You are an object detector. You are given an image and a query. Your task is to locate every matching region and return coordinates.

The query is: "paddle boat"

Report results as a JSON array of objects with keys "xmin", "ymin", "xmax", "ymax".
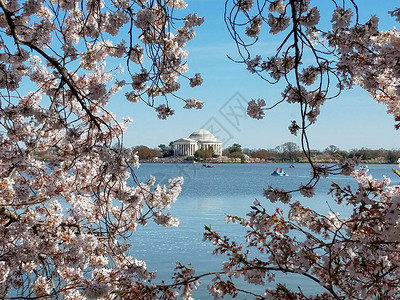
[{"xmin": 271, "ymin": 168, "xmax": 288, "ymax": 176}]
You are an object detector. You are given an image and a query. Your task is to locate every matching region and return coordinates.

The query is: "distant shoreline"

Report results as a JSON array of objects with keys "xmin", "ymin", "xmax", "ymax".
[{"xmin": 139, "ymin": 157, "xmax": 398, "ymax": 165}]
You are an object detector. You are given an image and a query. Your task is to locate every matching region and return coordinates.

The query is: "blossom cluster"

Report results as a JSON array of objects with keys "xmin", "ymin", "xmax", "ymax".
[
  {"xmin": 324, "ymin": 9, "xmax": 400, "ymax": 128},
  {"xmin": 247, "ymin": 98, "xmax": 266, "ymax": 119},
  {"xmin": 127, "ymin": 5, "xmax": 204, "ymax": 116},
  {"xmin": 184, "ymin": 98, "xmax": 204, "ymax": 109},
  {"xmin": 263, "ymin": 186, "xmax": 292, "ymax": 203}
]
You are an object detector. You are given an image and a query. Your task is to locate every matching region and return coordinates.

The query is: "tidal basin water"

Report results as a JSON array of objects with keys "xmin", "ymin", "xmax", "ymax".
[{"xmin": 132, "ymin": 163, "xmax": 398, "ymax": 298}]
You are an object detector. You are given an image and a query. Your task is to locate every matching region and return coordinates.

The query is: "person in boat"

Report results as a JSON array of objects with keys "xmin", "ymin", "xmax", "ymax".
[
  {"xmin": 272, "ymin": 168, "xmax": 280, "ymax": 175},
  {"xmin": 272, "ymin": 168, "xmax": 287, "ymax": 176}
]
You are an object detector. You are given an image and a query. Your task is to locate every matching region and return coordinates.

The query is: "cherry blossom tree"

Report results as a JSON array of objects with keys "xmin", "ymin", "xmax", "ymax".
[
  {"xmin": 1, "ymin": 0, "xmax": 400, "ymax": 299},
  {"xmin": 200, "ymin": 1, "xmax": 400, "ymax": 299},
  {"xmin": 0, "ymin": 0, "xmax": 205, "ymax": 298}
]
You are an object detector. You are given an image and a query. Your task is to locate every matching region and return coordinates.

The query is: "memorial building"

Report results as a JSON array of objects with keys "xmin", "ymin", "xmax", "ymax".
[{"xmin": 173, "ymin": 129, "xmax": 222, "ymax": 157}]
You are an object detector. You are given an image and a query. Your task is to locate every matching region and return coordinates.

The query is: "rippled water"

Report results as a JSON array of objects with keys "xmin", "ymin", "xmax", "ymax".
[{"xmin": 131, "ymin": 163, "xmax": 398, "ymax": 298}]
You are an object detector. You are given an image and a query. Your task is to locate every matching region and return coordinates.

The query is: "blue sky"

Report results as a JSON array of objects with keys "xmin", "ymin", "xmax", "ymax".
[{"xmin": 110, "ymin": 0, "xmax": 400, "ymax": 151}]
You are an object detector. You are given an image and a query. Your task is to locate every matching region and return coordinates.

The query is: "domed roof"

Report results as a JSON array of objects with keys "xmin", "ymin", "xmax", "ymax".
[{"xmin": 188, "ymin": 129, "xmax": 221, "ymax": 143}]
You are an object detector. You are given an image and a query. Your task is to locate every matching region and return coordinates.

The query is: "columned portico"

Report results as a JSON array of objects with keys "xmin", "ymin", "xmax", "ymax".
[
  {"xmin": 174, "ymin": 139, "xmax": 198, "ymax": 156},
  {"xmin": 173, "ymin": 129, "xmax": 223, "ymax": 157}
]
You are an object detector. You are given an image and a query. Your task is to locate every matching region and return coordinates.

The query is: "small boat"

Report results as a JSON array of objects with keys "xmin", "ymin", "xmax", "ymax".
[
  {"xmin": 203, "ymin": 164, "xmax": 214, "ymax": 168},
  {"xmin": 271, "ymin": 168, "xmax": 288, "ymax": 176}
]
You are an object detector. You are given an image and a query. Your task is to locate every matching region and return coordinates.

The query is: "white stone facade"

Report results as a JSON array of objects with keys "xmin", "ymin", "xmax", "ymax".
[{"xmin": 173, "ymin": 129, "xmax": 222, "ymax": 156}]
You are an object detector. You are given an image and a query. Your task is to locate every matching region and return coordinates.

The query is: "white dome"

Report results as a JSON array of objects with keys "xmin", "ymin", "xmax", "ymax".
[{"xmin": 188, "ymin": 129, "xmax": 220, "ymax": 143}]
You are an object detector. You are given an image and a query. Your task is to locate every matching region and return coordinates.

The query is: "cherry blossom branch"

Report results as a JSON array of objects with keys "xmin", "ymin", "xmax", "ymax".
[{"xmin": 0, "ymin": 0, "xmax": 103, "ymax": 130}]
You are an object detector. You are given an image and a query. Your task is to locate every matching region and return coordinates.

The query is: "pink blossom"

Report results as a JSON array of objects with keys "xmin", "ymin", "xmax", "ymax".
[
  {"xmin": 189, "ymin": 73, "xmax": 203, "ymax": 87},
  {"xmin": 237, "ymin": 0, "xmax": 253, "ymax": 12},
  {"xmin": 246, "ymin": 17, "xmax": 262, "ymax": 37},
  {"xmin": 156, "ymin": 104, "xmax": 175, "ymax": 120},
  {"xmin": 331, "ymin": 7, "xmax": 353, "ymax": 30},
  {"xmin": 184, "ymin": 98, "xmax": 203, "ymax": 109},
  {"xmin": 82, "ymin": 280, "xmax": 110, "ymax": 299},
  {"xmin": 33, "ymin": 276, "xmax": 53, "ymax": 297},
  {"xmin": 267, "ymin": 13, "xmax": 290, "ymax": 34},
  {"xmin": 247, "ymin": 98, "xmax": 265, "ymax": 119},
  {"xmin": 299, "ymin": 184, "xmax": 315, "ymax": 198}
]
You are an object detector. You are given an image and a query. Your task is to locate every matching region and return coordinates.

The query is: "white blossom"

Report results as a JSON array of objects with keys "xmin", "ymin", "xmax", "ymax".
[{"xmin": 165, "ymin": 0, "xmax": 188, "ymax": 9}]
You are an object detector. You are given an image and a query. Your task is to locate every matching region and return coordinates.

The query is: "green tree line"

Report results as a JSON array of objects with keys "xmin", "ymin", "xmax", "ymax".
[{"xmin": 129, "ymin": 142, "xmax": 400, "ymax": 164}]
